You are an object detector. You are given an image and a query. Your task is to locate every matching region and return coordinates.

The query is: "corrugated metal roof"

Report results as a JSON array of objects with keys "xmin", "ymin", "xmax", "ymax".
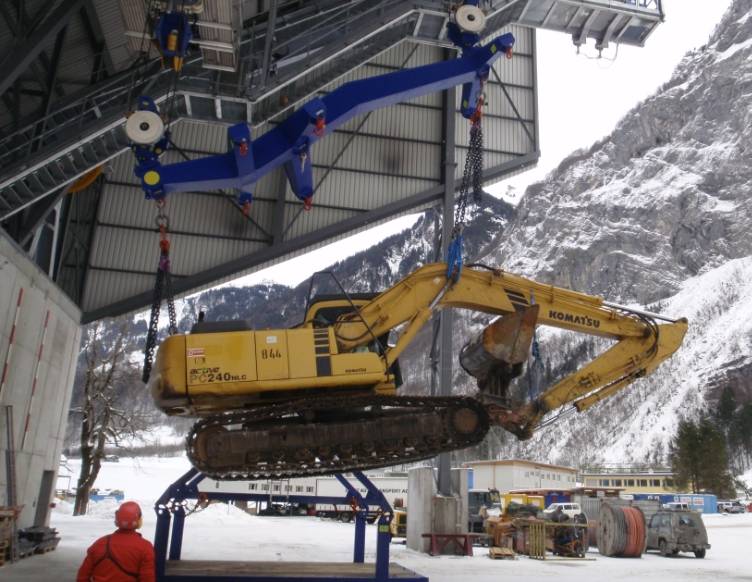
[{"xmin": 50, "ymin": 20, "xmax": 538, "ymax": 320}]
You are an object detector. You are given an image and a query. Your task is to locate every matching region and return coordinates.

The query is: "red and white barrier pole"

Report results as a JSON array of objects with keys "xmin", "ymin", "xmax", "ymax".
[
  {"xmin": 0, "ymin": 287, "xmax": 24, "ymax": 402},
  {"xmin": 21, "ymin": 309, "xmax": 51, "ymax": 450}
]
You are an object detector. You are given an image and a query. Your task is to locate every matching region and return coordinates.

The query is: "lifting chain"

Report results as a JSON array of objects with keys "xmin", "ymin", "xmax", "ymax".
[
  {"xmin": 447, "ymin": 90, "xmax": 485, "ymax": 280},
  {"xmin": 142, "ymin": 200, "xmax": 178, "ymax": 383}
]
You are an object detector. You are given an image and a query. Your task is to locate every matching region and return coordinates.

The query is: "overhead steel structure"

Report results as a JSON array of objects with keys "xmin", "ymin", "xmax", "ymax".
[{"xmin": 0, "ymin": 0, "xmax": 664, "ymax": 323}]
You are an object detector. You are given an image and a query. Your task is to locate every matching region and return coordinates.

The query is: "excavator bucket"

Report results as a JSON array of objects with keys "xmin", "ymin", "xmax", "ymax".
[{"xmin": 459, "ymin": 305, "xmax": 539, "ymax": 404}]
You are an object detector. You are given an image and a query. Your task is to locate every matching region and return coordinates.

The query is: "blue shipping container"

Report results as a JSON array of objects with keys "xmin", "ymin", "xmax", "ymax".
[{"xmin": 630, "ymin": 493, "xmax": 717, "ymax": 514}]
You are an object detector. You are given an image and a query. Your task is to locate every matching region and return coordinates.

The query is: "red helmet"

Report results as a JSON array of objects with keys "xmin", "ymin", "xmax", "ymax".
[{"xmin": 115, "ymin": 501, "xmax": 142, "ymax": 530}]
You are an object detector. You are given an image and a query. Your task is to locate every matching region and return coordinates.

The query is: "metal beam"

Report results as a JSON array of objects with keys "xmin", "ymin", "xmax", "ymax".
[
  {"xmin": 0, "ymin": 0, "xmax": 84, "ymax": 98},
  {"xmin": 31, "ymin": 25, "xmax": 68, "ymax": 153},
  {"xmin": 259, "ymin": 0, "xmax": 279, "ymax": 90},
  {"xmin": 436, "ymin": 49, "xmax": 457, "ymax": 498},
  {"xmin": 16, "ymin": 187, "xmax": 69, "ymax": 248},
  {"xmin": 80, "ymin": 148, "xmax": 540, "ymax": 323},
  {"xmin": 80, "ymin": 0, "xmax": 115, "ymax": 80},
  {"xmin": 576, "ymin": 9, "xmax": 600, "ymax": 47},
  {"xmin": 0, "ymin": 0, "xmax": 64, "ymax": 101}
]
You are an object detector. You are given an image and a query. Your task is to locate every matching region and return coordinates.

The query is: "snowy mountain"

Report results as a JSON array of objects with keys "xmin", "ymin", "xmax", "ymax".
[
  {"xmin": 481, "ymin": 0, "xmax": 752, "ymax": 465},
  {"xmin": 502, "ymin": 1, "xmax": 752, "ymax": 306},
  {"xmin": 69, "ymin": 0, "xmax": 752, "ymax": 470}
]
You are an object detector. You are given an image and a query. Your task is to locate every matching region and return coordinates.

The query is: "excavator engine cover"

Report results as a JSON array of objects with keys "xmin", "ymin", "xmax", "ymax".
[{"xmin": 459, "ymin": 305, "xmax": 539, "ymax": 404}]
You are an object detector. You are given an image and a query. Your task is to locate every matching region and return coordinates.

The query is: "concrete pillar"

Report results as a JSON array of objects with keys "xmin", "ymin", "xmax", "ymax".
[
  {"xmin": 452, "ymin": 468, "xmax": 469, "ymax": 533},
  {"xmin": 407, "ymin": 467, "xmax": 471, "ymax": 555},
  {"xmin": 407, "ymin": 467, "xmax": 434, "ymax": 553}
]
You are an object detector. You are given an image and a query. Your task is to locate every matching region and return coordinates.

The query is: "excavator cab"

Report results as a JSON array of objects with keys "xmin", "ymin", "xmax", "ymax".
[{"xmin": 303, "ymin": 294, "xmax": 403, "ymax": 389}]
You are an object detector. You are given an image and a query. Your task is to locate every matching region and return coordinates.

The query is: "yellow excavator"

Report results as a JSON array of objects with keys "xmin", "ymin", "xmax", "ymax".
[{"xmin": 148, "ymin": 262, "xmax": 687, "ymax": 480}]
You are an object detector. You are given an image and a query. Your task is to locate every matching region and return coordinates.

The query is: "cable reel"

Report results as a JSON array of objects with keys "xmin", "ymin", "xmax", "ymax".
[
  {"xmin": 126, "ymin": 110, "xmax": 166, "ymax": 145},
  {"xmin": 454, "ymin": 5, "xmax": 486, "ymax": 34}
]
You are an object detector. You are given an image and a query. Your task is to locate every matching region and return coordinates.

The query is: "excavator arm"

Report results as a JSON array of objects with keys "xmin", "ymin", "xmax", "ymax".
[{"xmin": 333, "ymin": 263, "xmax": 687, "ymax": 439}]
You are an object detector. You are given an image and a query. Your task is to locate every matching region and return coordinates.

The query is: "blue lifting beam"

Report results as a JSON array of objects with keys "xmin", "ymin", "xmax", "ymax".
[
  {"xmin": 131, "ymin": 33, "xmax": 514, "ymax": 209},
  {"xmin": 152, "ymin": 468, "xmax": 427, "ymax": 582}
]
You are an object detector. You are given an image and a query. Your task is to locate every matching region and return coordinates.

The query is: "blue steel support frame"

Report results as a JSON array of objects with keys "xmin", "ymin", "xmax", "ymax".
[
  {"xmin": 153, "ymin": 468, "xmax": 425, "ymax": 582},
  {"xmin": 333, "ymin": 473, "xmax": 368, "ymax": 563},
  {"xmin": 133, "ymin": 33, "xmax": 515, "ymax": 206}
]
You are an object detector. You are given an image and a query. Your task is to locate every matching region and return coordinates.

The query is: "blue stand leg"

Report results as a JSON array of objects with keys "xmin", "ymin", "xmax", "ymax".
[
  {"xmin": 153, "ymin": 509, "xmax": 171, "ymax": 581},
  {"xmin": 168, "ymin": 507, "xmax": 185, "ymax": 560},
  {"xmin": 354, "ymin": 511, "xmax": 366, "ymax": 563},
  {"xmin": 375, "ymin": 515, "xmax": 391, "ymax": 581}
]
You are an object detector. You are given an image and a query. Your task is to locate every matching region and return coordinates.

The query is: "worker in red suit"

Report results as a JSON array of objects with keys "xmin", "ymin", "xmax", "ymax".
[{"xmin": 77, "ymin": 501, "xmax": 155, "ymax": 582}]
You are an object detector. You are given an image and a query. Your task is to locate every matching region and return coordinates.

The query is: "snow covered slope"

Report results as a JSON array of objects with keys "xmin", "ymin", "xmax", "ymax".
[
  {"xmin": 482, "ymin": 0, "xmax": 752, "ymax": 465},
  {"xmin": 500, "ymin": 257, "xmax": 752, "ymax": 466},
  {"xmin": 499, "ymin": 0, "xmax": 752, "ymax": 305}
]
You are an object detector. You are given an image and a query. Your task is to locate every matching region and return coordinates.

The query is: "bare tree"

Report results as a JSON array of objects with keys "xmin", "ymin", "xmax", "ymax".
[{"xmin": 72, "ymin": 322, "xmax": 150, "ymax": 516}]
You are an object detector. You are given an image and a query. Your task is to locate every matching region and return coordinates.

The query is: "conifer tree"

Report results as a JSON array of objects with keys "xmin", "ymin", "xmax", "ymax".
[
  {"xmin": 670, "ymin": 417, "xmax": 736, "ymax": 497},
  {"xmin": 670, "ymin": 419, "xmax": 702, "ymax": 493}
]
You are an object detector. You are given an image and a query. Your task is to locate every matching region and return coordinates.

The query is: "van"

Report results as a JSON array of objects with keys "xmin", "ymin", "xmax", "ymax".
[
  {"xmin": 543, "ymin": 502, "xmax": 582, "ymax": 519},
  {"xmin": 663, "ymin": 502, "xmax": 689, "ymax": 510}
]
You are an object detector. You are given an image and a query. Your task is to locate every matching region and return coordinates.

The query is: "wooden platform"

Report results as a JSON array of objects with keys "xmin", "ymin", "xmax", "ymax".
[{"xmin": 164, "ymin": 561, "xmax": 427, "ymax": 581}]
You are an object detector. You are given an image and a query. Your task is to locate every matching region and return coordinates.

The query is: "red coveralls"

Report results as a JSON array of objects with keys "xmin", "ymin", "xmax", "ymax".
[{"xmin": 77, "ymin": 529, "xmax": 156, "ymax": 582}]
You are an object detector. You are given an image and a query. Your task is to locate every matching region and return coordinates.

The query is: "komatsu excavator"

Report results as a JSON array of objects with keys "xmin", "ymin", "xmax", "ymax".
[{"xmin": 148, "ymin": 263, "xmax": 687, "ymax": 480}]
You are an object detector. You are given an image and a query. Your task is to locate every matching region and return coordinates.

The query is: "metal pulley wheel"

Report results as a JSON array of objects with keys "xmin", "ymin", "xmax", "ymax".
[
  {"xmin": 454, "ymin": 5, "xmax": 486, "ymax": 33},
  {"xmin": 126, "ymin": 110, "xmax": 165, "ymax": 145}
]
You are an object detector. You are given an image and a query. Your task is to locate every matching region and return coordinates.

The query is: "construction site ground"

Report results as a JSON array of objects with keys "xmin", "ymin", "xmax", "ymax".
[{"xmin": 4, "ymin": 456, "xmax": 750, "ymax": 581}]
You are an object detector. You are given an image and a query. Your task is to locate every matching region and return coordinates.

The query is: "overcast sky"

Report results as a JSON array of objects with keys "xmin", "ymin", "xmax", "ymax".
[{"xmin": 229, "ymin": 0, "xmax": 735, "ymax": 289}]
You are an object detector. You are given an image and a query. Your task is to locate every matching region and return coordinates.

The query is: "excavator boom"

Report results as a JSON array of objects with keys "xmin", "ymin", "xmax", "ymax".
[{"xmin": 333, "ymin": 263, "xmax": 686, "ymax": 437}]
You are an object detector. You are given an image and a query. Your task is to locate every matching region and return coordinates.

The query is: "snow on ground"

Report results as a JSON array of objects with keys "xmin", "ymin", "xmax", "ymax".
[
  {"xmin": 4, "ymin": 456, "xmax": 752, "ymax": 581},
  {"xmin": 64, "ymin": 455, "xmax": 192, "ymax": 501}
]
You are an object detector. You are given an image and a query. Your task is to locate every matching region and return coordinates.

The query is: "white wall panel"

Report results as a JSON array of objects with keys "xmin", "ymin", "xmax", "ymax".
[{"xmin": 0, "ymin": 233, "xmax": 81, "ymax": 529}]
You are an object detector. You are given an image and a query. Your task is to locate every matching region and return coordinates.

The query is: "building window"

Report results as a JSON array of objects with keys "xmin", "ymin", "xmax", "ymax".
[
  {"xmin": 273, "ymin": 484, "xmax": 280, "ymax": 491},
  {"xmin": 306, "ymin": 486, "xmax": 314, "ymax": 493},
  {"xmin": 626, "ymin": 479, "xmax": 635, "ymax": 487},
  {"xmin": 262, "ymin": 484, "xmax": 269, "ymax": 491},
  {"xmin": 295, "ymin": 486, "xmax": 303, "ymax": 492},
  {"xmin": 639, "ymin": 479, "xmax": 648, "ymax": 487},
  {"xmin": 613, "ymin": 479, "xmax": 622, "ymax": 487},
  {"xmin": 249, "ymin": 483, "xmax": 257, "ymax": 491},
  {"xmin": 651, "ymin": 479, "xmax": 660, "ymax": 487}
]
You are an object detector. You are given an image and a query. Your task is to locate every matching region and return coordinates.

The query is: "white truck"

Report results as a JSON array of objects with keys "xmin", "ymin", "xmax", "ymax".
[{"xmin": 202, "ymin": 472, "xmax": 408, "ymax": 521}]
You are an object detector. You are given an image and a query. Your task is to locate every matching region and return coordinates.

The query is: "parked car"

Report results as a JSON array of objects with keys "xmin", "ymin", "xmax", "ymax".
[
  {"xmin": 663, "ymin": 502, "xmax": 690, "ymax": 510},
  {"xmin": 543, "ymin": 502, "xmax": 582, "ymax": 520},
  {"xmin": 718, "ymin": 500, "xmax": 744, "ymax": 513},
  {"xmin": 727, "ymin": 501, "xmax": 746, "ymax": 514},
  {"xmin": 646, "ymin": 510, "xmax": 710, "ymax": 558}
]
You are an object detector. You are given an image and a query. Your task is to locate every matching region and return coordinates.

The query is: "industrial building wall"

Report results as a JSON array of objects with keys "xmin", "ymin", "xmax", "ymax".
[
  {"xmin": 0, "ymin": 232, "xmax": 81, "ymax": 529},
  {"xmin": 467, "ymin": 462, "xmax": 578, "ymax": 492}
]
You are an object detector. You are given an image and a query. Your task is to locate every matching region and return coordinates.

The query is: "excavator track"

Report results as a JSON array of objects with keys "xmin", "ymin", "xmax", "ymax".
[{"xmin": 186, "ymin": 395, "xmax": 489, "ymax": 480}]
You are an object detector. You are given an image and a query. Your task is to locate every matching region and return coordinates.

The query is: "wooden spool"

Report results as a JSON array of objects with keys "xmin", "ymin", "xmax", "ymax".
[{"xmin": 597, "ymin": 504, "xmax": 646, "ymax": 557}]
